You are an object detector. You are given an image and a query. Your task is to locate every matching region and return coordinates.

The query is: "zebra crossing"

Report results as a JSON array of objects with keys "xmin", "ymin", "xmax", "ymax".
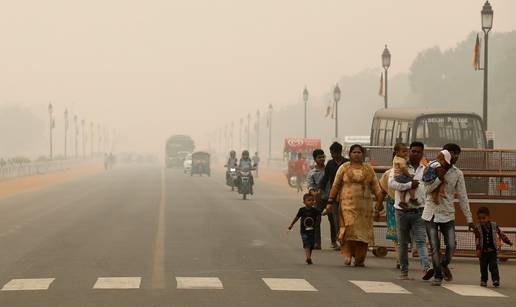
[{"xmin": 0, "ymin": 276, "xmax": 509, "ymax": 298}]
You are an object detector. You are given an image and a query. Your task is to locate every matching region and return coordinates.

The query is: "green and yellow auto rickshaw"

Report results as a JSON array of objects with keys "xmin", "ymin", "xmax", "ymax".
[{"xmin": 190, "ymin": 151, "xmax": 211, "ymax": 176}]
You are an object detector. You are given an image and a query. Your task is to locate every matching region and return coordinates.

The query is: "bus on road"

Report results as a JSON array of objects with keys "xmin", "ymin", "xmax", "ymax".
[{"xmin": 370, "ymin": 108, "xmax": 487, "ymax": 149}]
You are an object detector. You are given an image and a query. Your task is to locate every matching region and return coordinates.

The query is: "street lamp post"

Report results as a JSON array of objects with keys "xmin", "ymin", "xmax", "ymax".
[
  {"xmin": 48, "ymin": 103, "xmax": 54, "ymax": 160},
  {"xmin": 333, "ymin": 84, "xmax": 341, "ymax": 139},
  {"xmin": 303, "ymin": 87, "xmax": 309, "ymax": 138},
  {"xmin": 481, "ymin": 0, "xmax": 493, "ymax": 133},
  {"xmin": 267, "ymin": 104, "xmax": 273, "ymax": 164},
  {"xmin": 256, "ymin": 110, "xmax": 260, "ymax": 155},
  {"xmin": 382, "ymin": 45, "xmax": 391, "ymax": 109},
  {"xmin": 81, "ymin": 119, "xmax": 86, "ymax": 158},
  {"xmin": 90, "ymin": 122, "xmax": 94, "ymax": 156},
  {"xmin": 74, "ymin": 115, "xmax": 78, "ymax": 159},
  {"xmin": 64, "ymin": 109, "xmax": 69, "ymax": 159},
  {"xmin": 230, "ymin": 121, "xmax": 234, "ymax": 150},
  {"xmin": 247, "ymin": 113, "xmax": 251, "ymax": 150}
]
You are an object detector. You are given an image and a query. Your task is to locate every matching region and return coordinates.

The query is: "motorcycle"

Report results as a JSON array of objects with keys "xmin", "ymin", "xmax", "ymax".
[
  {"xmin": 238, "ymin": 170, "xmax": 252, "ymax": 200},
  {"xmin": 226, "ymin": 168, "xmax": 238, "ymax": 191}
]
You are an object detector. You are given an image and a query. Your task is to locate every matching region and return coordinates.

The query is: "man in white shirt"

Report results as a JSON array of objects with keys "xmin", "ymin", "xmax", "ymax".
[
  {"xmin": 423, "ymin": 143, "xmax": 474, "ymax": 286},
  {"xmin": 389, "ymin": 142, "xmax": 433, "ymax": 281}
]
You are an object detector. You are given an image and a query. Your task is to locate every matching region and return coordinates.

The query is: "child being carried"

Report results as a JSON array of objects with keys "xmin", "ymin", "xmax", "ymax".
[
  {"xmin": 392, "ymin": 143, "xmax": 419, "ymax": 209},
  {"xmin": 423, "ymin": 149, "xmax": 452, "ymax": 204}
]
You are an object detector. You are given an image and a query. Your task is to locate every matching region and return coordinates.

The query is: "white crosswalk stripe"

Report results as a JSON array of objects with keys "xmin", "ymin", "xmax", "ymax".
[
  {"xmin": 350, "ymin": 280, "xmax": 411, "ymax": 294},
  {"xmin": 93, "ymin": 277, "xmax": 141, "ymax": 289},
  {"xmin": 262, "ymin": 278, "xmax": 318, "ymax": 291},
  {"xmin": 176, "ymin": 277, "xmax": 224, "ymax": 290},
  {"xmin": 442, "ymin": 284, "xmax": 507, "ymax": 297},
  {"xmin": 1, "ymin": 278, "xmax": 55, "ymax": 291}
]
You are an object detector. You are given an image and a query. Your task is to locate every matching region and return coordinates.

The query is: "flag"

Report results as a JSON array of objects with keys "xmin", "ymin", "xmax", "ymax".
[
  {"xmin": 51, "ymin": 118, "xmax": 55, "ymax": 129},
  {"xmin": 325, "ymin": 100, "xmax": 331, "ymax": 118},
  {"xmin": 266, "ymin": 114, "xmax": 270, "ymax": 127},
  {"xmin": 473, "ymin": 33, "xmax": 481, "ymax": 70},
  {"xmin": 378, "ymin": 72, "xmax": 384, "ymax": 97},
  {"xmin": 330, "ymin": 101, "xmax": 335, "ymax": 119}
]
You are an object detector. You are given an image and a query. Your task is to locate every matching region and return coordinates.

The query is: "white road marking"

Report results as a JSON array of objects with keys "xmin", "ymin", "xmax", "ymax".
[
  {"xmin": 349, "ymin": 280, "xmax": 411, "ymax": 294},
  {"xmin": 443, "ymin": 284, "xmax": 507, "ymax": 297},
  {"xmin": 176, "ymin": 277, "xmax": 224, "ymax": 290},
  {"xmin": 93, "ymin": 277, "xmax": 141, "ymax": 289},
  {"xmin": 262, "ymin": 278, "xmax": 318, "ymax": 291},
  {"xmin": 1, "ymin": 278, "xmax": 55, "ymax": 291}
]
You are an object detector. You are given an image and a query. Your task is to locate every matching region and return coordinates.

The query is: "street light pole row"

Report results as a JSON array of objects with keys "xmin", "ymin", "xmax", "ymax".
[{"xmin": 47, "ymin": 102, "xmax": 112, "ymax": 161}]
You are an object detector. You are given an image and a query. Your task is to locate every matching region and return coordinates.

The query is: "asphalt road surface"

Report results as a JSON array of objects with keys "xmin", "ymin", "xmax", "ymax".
[{"xmin": 0, "ymin": 165, "xmax": 515, "ymax": 307}]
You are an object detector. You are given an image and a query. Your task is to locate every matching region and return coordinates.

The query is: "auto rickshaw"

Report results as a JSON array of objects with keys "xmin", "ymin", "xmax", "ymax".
[{"xmin": 191, "ymin": 151, "xmax": 211, "ymax": 176}]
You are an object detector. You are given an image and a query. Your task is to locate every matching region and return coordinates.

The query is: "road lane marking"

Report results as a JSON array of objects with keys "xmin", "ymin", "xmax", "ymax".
[
  {"xmin": 442, "ymin": 284, "xmax": 506, "ymax": 297},
  {"xmin": 349, "ymin": 280, "xmax": 411, "ymax": 294},
  {"xmin": 176, "ymin": 277, "xmax": 224, "ymax": 290},
  {"xmin": 262, "ymin": 278, "xmax": 317, "ymax": 291},
  {"xmin": 151, "ymin": 168, "xmax": 166, "ymax": 289},
  {"xmin": 93, "ymin": 277, "xmax": 141, "ymax": 289},
  {"xmin": 1, "ymin": 278, "xmax": 55, "ymax": 291}
]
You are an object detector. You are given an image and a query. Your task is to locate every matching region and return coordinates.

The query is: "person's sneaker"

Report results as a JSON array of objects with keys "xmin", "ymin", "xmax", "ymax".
[
  {"xmin": 493, "ymin": 280, "xmax": 500, "ymax": 287},
  {"xmin": 422, "ymin": 267, "xmax": 434, "ymax": 280},
  {"xmin": 442, "ymin": 266, "xmax": 453, "ymax": 282},
  {"xmin": 399, "ymin": 202, "xmax": 409, "ymax": 210},
  {"xmin": 480, "ymin": 281, "xmax": 487, "ymax": 287},
  {"xmin": 331, "ymin": 242, "xmax": 339, "ymax": 249},
  {"xmin": 431, "ymin": 278, "xmax": 442, "ymax": 286},
  {"xmin": 306, "ymin": 258, "xmax": 313, "ymax": 265},
  {"xmin": 398, "ymin": 272, "xmax": 410, "ymax": 280},
  {"xmin": 396, "ymin": 263, "xmax": 401, "ymax": 269}
]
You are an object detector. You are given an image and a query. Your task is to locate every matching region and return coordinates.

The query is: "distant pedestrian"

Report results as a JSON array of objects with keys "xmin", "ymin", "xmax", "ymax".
[
  {"xmin": 423, "ymin": 143, "xmax": 475, "ymax": 286},
  {"xmin": 306, "ymin": 149, "xmax": 337, "ymax": 249},
  {"xmin": 318, "ymin": 142, "xmax": 349, "ymax": 250},
  {"xmin": 288, "ymin": 193, "xmax": 328, "ymax": 264},
  {"xmin": 473, "ymin": 207, "xmax": 513, "ymax": 287}
]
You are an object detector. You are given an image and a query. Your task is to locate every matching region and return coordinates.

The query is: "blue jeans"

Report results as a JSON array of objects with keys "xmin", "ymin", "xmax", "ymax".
[
  {"xmin": 425, "ymin": 219, "xmax": 456, "ymax": 279},
  {"xmin": 395, "ymin": 208, "xmax": 430, "ymax": 273}
]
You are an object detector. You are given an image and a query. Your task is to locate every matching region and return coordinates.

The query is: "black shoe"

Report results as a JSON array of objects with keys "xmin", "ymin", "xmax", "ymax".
[
  {"xmin": 480, "ymin": 281, "xmax": 487, "ymax": 287},
  {"xmin": 313, "ymin": 245, "xmax": 321, "ymax": 250},
  {"xmin": 493, "ymin": 280, "xmax": 500, "ymax": 287},
  {"xmin": 422, "ymin": 267, "xmax": 434, "ymax": 281},
  {"xmin": 442, "ymin": 266, "xmax": 453, "ymax": 282},
  {"xmin": 431, "ymin": 278, "xmax": 442, "ymax": 286},
  {"xmin": 306, "ymin": 258, "xmax": 313, "ymax": 265}
]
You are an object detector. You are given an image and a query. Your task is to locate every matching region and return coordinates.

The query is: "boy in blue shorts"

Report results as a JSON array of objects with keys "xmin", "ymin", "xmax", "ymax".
[{"xmin": 288, "ymin": 193, "xmax": 327, "ymax": 264}]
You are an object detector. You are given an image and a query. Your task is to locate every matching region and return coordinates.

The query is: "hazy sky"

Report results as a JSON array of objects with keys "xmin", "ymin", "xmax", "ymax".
[{"xmin": 1, "ymin": 0, "xmax": 515, "ymax": 153}]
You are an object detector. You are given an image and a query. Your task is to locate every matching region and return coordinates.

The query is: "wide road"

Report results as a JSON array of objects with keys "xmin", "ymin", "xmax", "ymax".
[{"xmin": 0, "ymin": 165, "xmax": 514, "ymax": 307}]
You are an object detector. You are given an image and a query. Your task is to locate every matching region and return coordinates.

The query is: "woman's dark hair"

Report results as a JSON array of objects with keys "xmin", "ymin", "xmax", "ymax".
[
  {"xmin": 312, "ymin": 149, "xmax": 324, "ymax": 160},
  {"xmin": 329, "ymin": 142, "xmax": 343, "ymax": 153},
  {"xmin": 443, "ymin": 143, "xmax": 461, "ymax": 154},
  {"xmin": 349, "ymin": 144, "xmax": 365, "ymax": 155}
]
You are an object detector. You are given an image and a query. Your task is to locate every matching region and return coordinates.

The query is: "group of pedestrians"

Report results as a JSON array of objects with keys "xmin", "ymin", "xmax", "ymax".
[{"xmin": 288, "ymin": 141, "xmax": 512, "ymax": 288}]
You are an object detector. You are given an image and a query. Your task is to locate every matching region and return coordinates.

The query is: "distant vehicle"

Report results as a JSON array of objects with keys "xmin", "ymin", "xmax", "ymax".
[
  {"xmin": 370, "ymin": 108, "xmax": 487, "ymax": 148},
  {"xmin": 343, "ymin": 136, "xmax": 371, "ymax": 158},
  {"xmin": 183, "ymin": 153, "xmax": 192, "ymax": 174},
  {"xmin": 283, "ymin": 138, "xmax": 321, "ymax": 188},
  {"xmin": 190, "ymin": 151, "xmax": 210, "ymax": 176},
  {"xmin": 165, "ymin": 135, "xmax": 195, "ymax": 168}
]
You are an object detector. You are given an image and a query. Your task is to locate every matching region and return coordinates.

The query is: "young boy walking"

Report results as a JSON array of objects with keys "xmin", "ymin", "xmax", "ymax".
[
  {"xmin": 473, "ymin": 207, "xmax": 513, "ymax": 287},
  {"xmin": 288, "ymin": 193, "xmax": 327, "ymax": 264}
]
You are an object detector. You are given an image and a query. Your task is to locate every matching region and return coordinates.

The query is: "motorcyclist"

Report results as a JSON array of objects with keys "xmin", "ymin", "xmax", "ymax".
[
  {"xmin": 225, "ymin": 150, "xmax": 238, "ymax": 183},
  {"xmin": 237, "ymin": 150, "xmax": 255, "ymax": 194}
]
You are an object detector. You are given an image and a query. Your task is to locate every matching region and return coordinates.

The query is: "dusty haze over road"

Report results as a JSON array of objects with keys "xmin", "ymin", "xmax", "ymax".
[{"xmin": 1, "ymin": 0, "xmax": 515, "ymax": 154}]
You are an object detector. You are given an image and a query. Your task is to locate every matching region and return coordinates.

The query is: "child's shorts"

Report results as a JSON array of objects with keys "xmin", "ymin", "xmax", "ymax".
[
  {"xmin": 394, "ymin": 174, "xmax": 412, "ymax": 184},
  {"xmin": 301, "ymin": 231, "xmax": 315, "ymax": 249}
]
